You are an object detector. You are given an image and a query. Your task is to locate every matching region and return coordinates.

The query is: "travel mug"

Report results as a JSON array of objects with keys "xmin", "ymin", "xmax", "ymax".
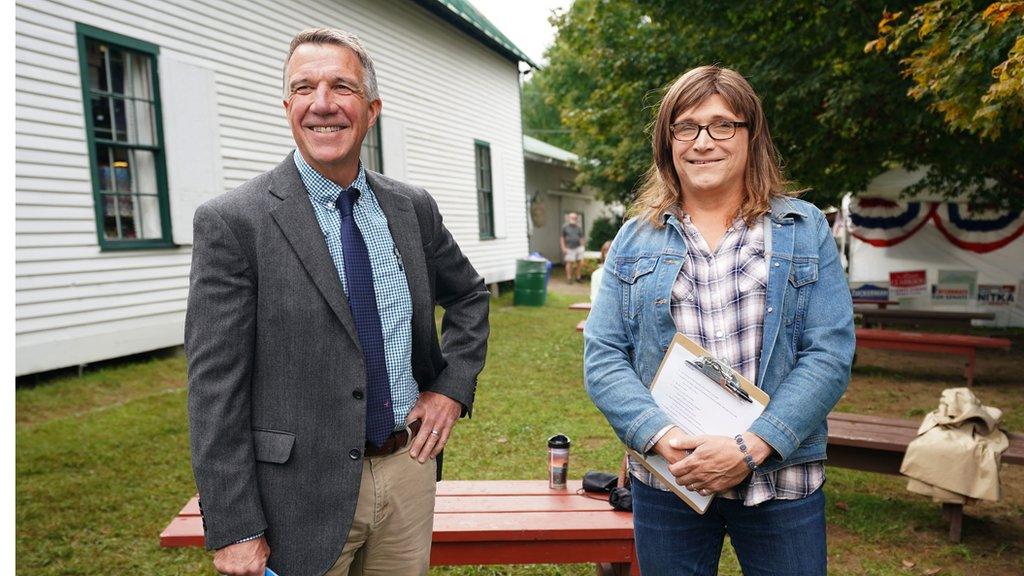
[{"xmin": 548, "ymin": 434, "xmax": 571, "ymax": 489}]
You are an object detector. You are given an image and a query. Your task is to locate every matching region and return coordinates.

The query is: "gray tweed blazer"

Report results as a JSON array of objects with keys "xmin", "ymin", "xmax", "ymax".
[{"xmin": 185, "ymin": 152, "xmax": 490, "ymax": 575}]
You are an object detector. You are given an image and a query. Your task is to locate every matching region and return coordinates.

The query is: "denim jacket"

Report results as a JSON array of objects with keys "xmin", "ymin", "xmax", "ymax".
[{"xmin": 583, "ymin": 197, "xmax": 855, "ymax": 473}]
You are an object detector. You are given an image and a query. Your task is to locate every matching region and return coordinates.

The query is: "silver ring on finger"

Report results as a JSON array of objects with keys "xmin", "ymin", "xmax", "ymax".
[{"xmin": 430, "ymin": 429, "xmax": 440, "ymax": 437}]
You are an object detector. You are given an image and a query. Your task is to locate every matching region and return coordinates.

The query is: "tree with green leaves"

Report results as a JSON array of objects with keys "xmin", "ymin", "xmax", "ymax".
[
  {"xmin": 522, "ymin": 72, "xmax": 573, "ymax": 150},
  {"xmin": 868, "ymin": 1, "xmax": 1024, "ymax": 140},
  {"xmin": 541, "ymin": 1, "xmax": 1023, "ymax": 209}
]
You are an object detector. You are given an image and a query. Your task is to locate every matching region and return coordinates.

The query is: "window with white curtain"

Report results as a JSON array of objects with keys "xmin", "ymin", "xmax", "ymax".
[{"xmin": 77, "ymin": 23, "xmax": 173, "ymax": 249}]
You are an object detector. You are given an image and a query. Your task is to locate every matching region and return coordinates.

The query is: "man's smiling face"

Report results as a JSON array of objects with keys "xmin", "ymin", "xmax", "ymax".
[{"xmin": 283, "ymin": 43, "xmax": 380, "ymax": 185}]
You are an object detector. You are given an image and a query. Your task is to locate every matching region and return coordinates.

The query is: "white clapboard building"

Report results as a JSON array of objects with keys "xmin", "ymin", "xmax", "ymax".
[
  {"xmin": 523, "ymin": 135, "xmax": 622, "ymax": 264},
  {"xmin": 16, "ymin": 0, "xmax": 536, "ymax": 375}
]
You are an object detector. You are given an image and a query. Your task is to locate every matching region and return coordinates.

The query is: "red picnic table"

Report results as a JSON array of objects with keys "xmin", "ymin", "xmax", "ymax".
[
  {"xmin": 161, "ymin": 480, "xmax": 639, "ymax": 575},
  {"xmin": 855, "ymin": 307, "xmax": 995, "ymax": 331},
  {"xmin": 855, "ymin": 328, "xmax": 1011, "ymax": 387}
]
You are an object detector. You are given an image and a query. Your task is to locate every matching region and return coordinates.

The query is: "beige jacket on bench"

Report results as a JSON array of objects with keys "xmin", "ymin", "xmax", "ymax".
[{"xmin": 900, "ymin": 387, "xmax": 1009, "ymax": 503}]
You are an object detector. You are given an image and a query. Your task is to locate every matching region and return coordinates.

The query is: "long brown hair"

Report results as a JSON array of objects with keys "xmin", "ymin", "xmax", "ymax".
[{"xmin": 630, "ymin": 65, "xmax": 794, "ymax": 227}]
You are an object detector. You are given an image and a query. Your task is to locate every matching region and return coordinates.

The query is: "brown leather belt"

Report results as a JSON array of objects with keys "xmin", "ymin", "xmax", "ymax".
[{"xmin": 364, "ymin": 420, "xmax": 421, "ymax": 457}]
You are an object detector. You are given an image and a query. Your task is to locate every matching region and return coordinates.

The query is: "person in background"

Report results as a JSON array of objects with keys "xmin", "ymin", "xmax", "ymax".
[
  {"xmin": 590, "ymin": 240, "xmax": 613, "ymax": 304},
  {"xmin": 583, "ymin": 65, "xmax": 854, "ymax": 575},
  {"xmin": 560, "ymin": 212, "xmax": 585, "ymax": 283}
]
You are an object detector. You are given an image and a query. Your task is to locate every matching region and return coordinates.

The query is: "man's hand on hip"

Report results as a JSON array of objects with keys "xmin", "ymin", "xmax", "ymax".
[
  {"xmin": 213, "ymin": 537, "xmax": 269, "ymax": 576},
  {"xmin": 406, "ymin": 391, "xmax": 462, "ymax": 463}
]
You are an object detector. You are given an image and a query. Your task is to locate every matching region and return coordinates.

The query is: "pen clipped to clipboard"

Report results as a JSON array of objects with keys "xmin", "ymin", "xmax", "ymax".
[
  {"xmin": 686, "ymin": 356, "xmax": 753, "ymax": 403},
  {"xmin": 627, "ymin": 333, "xmax": 769, "ymax": 514}
]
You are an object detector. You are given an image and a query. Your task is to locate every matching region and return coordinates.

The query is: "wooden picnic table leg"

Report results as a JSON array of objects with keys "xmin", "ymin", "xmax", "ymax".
[
  {"xmin": 964, "ymin": 349, "xmax": 976, "ymax": 387},
  {"xmin": 598, "ymin": 559, "xmax": 640, "ymax": 575},
  {"xmin": 941, "ymin": 503, "xmax": 964, "ymax": 542},
  {"xmin": 598, "ymin": 562, "xmax": 627, "ymax": 576}
]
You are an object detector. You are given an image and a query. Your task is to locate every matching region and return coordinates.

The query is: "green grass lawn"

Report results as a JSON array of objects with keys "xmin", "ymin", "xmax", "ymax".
[{"xmin": 16, "ymin": 290, "xmax": 1024, "ymax": 575}]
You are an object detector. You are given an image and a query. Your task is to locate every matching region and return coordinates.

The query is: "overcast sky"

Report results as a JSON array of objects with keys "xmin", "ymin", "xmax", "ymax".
[{"xmin": 470, "ymin": 0, "xmax": 572, "ymax": 66}]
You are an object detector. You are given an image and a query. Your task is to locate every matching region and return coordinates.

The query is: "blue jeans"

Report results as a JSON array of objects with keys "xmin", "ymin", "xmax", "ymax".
[{"xmin": 631, "ymin": 479, "xmax": 826, "ymax": 575}]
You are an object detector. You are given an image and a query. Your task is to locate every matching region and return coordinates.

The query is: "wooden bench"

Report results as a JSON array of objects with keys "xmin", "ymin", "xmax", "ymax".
[
  {"xmin": 161, "ymin": 480, "xmax": 639, "ymax": 575},
  {"xmin": 852, "ymin": 299, "xmax": 898, "ymax": 309},
  {"xmin": 827, "ymin": 412, "xmax": 1024, "ymax": 542},
  {"xmin": 161, "ymin": 420, "xmax": 1022, "ymax": 557},
  {"xmin": 856, "ymin": 307, "xmax": 995, "ymax": 331},
  {"xmin": 855, "ymin": 328, "xmax": 1011, "ymax": 386}
]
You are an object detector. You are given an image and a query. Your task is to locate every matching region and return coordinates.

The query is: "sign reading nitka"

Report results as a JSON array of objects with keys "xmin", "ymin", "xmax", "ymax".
[
  {"xmin": 977, "ymin": 285, "xmax": 1016, "ymax": 306},
  {"xmin": 890, "ymin": 270, "xmax": 927, "ymax": 298}
]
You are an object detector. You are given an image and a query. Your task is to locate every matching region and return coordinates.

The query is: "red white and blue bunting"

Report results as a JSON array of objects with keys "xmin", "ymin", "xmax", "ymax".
[
  {"xmin": 847, "ymin": 197, "xmax": 936, "ymax": 247},
  {"xmin": 933, "ymin": 204, "xmax": 1024, "ymax": 253},
  {"xmin": 848, "ymin": 197, "xmax": 1024, "ymax": 253}
]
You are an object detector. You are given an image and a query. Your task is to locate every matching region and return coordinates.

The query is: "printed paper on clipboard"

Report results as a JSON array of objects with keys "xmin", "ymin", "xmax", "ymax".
[{"xmin": 627, "ymin": 332, "xmax": 769, "ymax": 514}]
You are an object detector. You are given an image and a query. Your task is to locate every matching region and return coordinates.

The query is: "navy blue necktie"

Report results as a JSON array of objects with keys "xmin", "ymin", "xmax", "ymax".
[{"xmin": 336, "ymin": 188, "xmax": 394, "ymax": 448}]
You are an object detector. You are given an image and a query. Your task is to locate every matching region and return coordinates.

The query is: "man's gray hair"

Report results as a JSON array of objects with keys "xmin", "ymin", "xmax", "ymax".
[{"xmin": 282, "ymin": 27, "xmax": 380, "ymax": 101}]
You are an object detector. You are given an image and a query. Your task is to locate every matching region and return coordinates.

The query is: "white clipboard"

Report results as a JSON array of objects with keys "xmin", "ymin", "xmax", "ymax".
[{"xmin": 628, "ymin": 332, "xmax": 769, "ymax": 514}]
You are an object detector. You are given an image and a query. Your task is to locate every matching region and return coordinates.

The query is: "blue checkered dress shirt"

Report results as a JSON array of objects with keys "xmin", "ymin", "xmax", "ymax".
[{"xmin": 294, "ymin": 152, "xmax": 417, "ymax": 431}]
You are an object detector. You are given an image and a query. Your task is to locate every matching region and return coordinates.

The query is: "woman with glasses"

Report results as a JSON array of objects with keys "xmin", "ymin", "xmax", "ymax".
[{"xmin": 583, "ymin": 65, "xmax": 854, "ymax": 575}]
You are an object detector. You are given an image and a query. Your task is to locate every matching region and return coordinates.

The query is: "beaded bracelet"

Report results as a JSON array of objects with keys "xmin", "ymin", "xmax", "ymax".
[{"xmin": 734, "ymin": 434, "xmax": 757, "ymax": 472}]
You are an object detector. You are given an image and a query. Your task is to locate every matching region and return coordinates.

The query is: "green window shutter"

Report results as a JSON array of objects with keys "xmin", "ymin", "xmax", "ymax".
[
  {"xmin": 360, "ymin": 119, "xmax": 383, "ymax": 174},
  {"xmin": 76, "ymin": 23, "xmax": 174, "ymax": 250},
  {"xmin": 474, "ymin": 140, "xmax": 494, "ymax": 240}
]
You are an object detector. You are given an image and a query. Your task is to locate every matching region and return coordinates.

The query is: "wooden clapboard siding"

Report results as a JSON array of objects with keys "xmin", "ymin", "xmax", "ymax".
[
  {"xmin": 17, "ymin": 266, "xmax": 194, "ymax": 291},
  {"xmin": 17, "ymin": 276, "xmax": 190, "ymax": 305},
  {"xmin": 16, "ymin": 0, "xmax": 528, "ymax": 375},
  {"xmin": 16, "ymin": 191, "xmax": 94, "ymax": 208},
  {"xmin": 16, "ymin": 233, "xmax": 99, "ymax": 249}
]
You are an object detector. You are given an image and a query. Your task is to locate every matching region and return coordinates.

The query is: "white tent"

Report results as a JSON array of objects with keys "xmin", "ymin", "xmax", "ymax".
[{"xmin": 840, "ymin": 169, "xmax": 1024, "ymax": 327}]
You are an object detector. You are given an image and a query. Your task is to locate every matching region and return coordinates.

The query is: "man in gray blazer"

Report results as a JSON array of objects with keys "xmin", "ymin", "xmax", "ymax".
[{"xmin": 185, "ymin": 28, "xmax": 489, "ymax": 576}]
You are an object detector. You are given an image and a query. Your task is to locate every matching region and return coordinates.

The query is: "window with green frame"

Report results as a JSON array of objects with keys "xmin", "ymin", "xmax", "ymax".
[
  {"xmin": 474, "ymin": 141, "xmax": 494, "ymax": 239},
  {"xmin": 76, "ymin": 23, "xmax": 173, "ymax": 249},
  {"xmin": 360, "ymin": 120, "xmax": 383, "ymax": 173}
]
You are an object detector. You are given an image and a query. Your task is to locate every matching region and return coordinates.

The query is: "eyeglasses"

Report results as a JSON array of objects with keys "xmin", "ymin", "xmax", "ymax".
[{"xmin": 670, "ymin": 120, "xmax": 749, "ymax": 142}]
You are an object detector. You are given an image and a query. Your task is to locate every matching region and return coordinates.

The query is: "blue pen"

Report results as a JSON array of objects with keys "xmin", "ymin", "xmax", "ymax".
[{"xmin": 265, "ymin": 568, "xmax": 279, "ymax": 576}]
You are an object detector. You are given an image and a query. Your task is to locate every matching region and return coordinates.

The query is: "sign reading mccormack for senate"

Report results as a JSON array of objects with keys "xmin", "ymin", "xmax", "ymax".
[
  {"xmin": 937, "ymin": 270, "xmax": 978, "ymax": 300},
  {"xmin": 932, "ymin": 284, "xmax": 970, "ymax": 302}
]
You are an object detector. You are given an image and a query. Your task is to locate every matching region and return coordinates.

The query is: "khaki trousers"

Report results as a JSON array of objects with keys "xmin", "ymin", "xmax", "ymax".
[{"xmin": 325, "ymin": 440, "xmax": 437, "ymax": 576}]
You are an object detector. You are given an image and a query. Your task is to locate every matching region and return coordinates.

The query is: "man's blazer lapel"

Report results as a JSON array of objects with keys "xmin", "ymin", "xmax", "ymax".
[
  {"xmin": 368, "ymin": 171, "xmax": 433, "ymax": 356},
  {"xmin": 267, "ymin": 153, "xmax": 360, "ymax": 348}
]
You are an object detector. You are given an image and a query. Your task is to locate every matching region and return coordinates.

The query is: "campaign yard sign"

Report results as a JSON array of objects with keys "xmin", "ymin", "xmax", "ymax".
[
  {"xmin": 890, "ymin": 270, "xmax": 927, "ymax": 298},
  {"xmin": 932, "ymin": 284, "xmax": 970, "ymax": 302},
  {"xmin": 937, "ymin": 270, "xmax": 978, "ymax": 300},
  {"xmin": 850, "ymin": 282, "xmax": 890, "ymax": 301},
  {"xmin": 977, "ymin": 285, "xmax": 1016, "ymax": 306}
]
